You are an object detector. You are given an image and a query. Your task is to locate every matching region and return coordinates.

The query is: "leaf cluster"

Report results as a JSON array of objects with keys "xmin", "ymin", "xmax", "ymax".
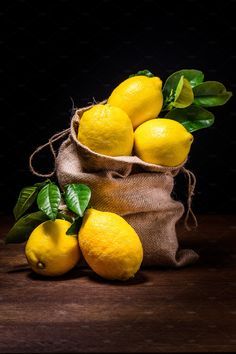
[
  {"xmin": 5, "ymin": 181, "xmax": 91, "ymax": 243},
  {"xmin": 131, "ymin": 69, "xmax": 232, "ymax": 132}
]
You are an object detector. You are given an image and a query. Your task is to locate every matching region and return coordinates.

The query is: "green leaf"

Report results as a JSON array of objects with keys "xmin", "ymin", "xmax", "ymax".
[
  {"xmin": 163, "ymin": 69, "xmax": 200, "ymax": 109},
  {"xmin": 37, "ymin": 183, "xmax": 61, "ymax": 220},
  {"xmin": 5, "ymin": 211, "xmax": 48, "ymax": 244},
  {"xmin": 13, "ymin": 186, "xmax": 38, "ymax": 221},
  {"xmin": 193, "ymin": 81, "xmax": 232, "ymax": 107},
  {"xmin": 177, "ymin": 69, "xmax": 204, "ymax": 87},
  {"xmin": 66, "ymin": 217, "xmax": 83, "ymax": 236},
  {"xmin": 57, "ymin": 212, "xmax": 74, "ymax": 223},
  {"xmin": 13, "ymin": 179, "xmax": 52, "ymax": 221},
  {"xmin": 34, "ymin": 179, "xmax": 51, "ymax": 189},
  {"xmin": 171, "ymin": 77, "xmax": 194, "ymax": 109},
  {"xmin": 174, "ymin": 76, "xmax": 184, "ymax": 100},
  {"xmin": 163, "ymin": 69, "xmax": 204, "ymax": 95},
  {"xmin": 165, "ymin": 105, "xmax": 215, "ymax": 132},
  {"xmin": 129, "ymin": 69, "xmax": 154, "ymax": 78},
  {"xmin": 64, "ymin": 184, "xmax": 91, "ymax": 217}
]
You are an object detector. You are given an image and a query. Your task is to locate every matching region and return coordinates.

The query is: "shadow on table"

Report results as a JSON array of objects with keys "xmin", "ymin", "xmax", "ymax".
[
  {"xmin": 87, "ymin": 270, "xmax": 149, "ymax": 286},
  {"xmin": 6, "ymin": 264, "xmax": 148, "ymax": 285},
  {"xmin": 6, "ymin": 263, "xmax": 85, "ymax": 279},
  {"xmin": 6, "ymin": 263, "xmax": 30, "ymax": 273}
]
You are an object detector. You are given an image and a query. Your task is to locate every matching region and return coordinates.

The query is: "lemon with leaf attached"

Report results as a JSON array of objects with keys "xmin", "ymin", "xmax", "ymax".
[{"xmin": 25, "ymin": 219, "xmax": 80, "ymax": 276}]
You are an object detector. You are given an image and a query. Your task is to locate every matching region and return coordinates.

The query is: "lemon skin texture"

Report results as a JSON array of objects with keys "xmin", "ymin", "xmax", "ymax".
[
  {"xmin": 134, "ymin": 118, "xmax": 193, "ymax": 167},
  {"xmin": 79, "ymin": 209, "xmax": 143, "ymax": 281},
  {"xmin": 25, "ymin": 219, "xmax": 80, "ymax": 276},
  {"xmin": 78, "ymin": 104, "xmax": 134, "ymax": 156},
  {"xmin": 108, "ymin": 75, "xmax": 163, "ymax": 129}
]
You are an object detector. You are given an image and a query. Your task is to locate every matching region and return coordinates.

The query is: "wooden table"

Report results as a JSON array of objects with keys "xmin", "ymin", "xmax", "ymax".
[{"xmin": 0, "ymin": 215, "xmax": 236, "ymax": 353}]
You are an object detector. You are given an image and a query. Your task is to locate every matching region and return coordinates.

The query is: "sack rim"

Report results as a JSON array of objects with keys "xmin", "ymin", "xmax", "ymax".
[{"xmin": 69, "ymin": 106, "xmax": 187, "ymax": 173}]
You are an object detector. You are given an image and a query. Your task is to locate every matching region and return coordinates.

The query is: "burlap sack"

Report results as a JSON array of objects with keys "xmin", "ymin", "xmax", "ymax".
[{"xmin": 53, "ymin": 106, "xmax": 199, "ymax": 267}]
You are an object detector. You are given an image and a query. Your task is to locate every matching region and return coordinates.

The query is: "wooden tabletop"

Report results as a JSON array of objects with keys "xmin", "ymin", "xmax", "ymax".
[{"xmin": 0, "ymin": 215, "xmax": 236, "ymax": 353}]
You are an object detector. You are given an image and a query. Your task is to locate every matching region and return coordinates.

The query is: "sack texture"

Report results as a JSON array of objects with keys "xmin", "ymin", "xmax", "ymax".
[{"xmin": 56, "ymin": 106, "xmax": 199, "ymax": 267}]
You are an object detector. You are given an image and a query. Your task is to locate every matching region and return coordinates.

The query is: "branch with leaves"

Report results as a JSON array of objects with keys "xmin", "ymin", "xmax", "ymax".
[
  {"xmin": 5, "ymin": 181, "xmax": 91, "ymax": 244},
  {"xmin": 131, "ymin": 69, "xmax": 232, "ymax": 132}
]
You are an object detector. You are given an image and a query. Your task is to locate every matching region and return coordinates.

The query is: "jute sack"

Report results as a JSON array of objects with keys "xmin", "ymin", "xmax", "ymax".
[
  {"xmin": 36, "ymin": 106, "xmax": 198, "ymax": 267},
  {"xmin": 30, "ymin": 104, "xmax": 199, "ymax": 267}
]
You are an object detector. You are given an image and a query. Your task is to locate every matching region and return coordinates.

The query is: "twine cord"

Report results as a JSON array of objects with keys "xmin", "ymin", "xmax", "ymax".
[
  {"xmin": 28, "ymin": 100, "xmax": 105, "ymax": 178},
  {"xmin": 29, "ymin": 128, "xmax": 70, "ymax": 178},
  {"xmin": 29, "ymin": 103, "xmax": 197, "ymax": 232},
  {"xmin": 181, "ymin": 166, "xmax": 198, "ymax": 231}
]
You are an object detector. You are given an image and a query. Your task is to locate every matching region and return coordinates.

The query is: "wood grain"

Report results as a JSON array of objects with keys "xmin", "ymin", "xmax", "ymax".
[{"xmin": 0, "ymin": 215, "xmax": 236, "ymax": 353}]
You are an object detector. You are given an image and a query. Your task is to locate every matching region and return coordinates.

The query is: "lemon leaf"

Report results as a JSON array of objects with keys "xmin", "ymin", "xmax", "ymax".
[
  {"xmin": 66, "ymin": 217, "xmax": 83, "ymax": 236},
  {"xmin": 166, "ymin": 76, "xmax": 194, "ymax": 110},
  {"xmin": 172, "ymin": 77, "xmax": 194, "ymax": 108},
  {"xmin": 57, "ymin": 212, "xmax": 74, "ymax": 223},
  {"xmin": 33, "ymin": 179, "xmax": 51, "ymax": 188},
  {"xmin": 174, "ymin": 75, "xmax": 184, "ymax": 101},
  {"xmin": 163, "ymin": 69, "xmax": 204, "ymax": 93},
  {"xmin": 129, "ymin": 69, "xmax": 154, "ymax": 78},
  {"xmin": 193, "ymin": 81, "xmax": 232, "ymax": 107},
  {"xmin": 163, "ymin": 69, "xmax": 204, "ymax": 109},
  {"xmin": 64, "ymin": 183, "xmax": 91, "ymax": 217},
  {"xmin": 5, "ymin": 211, "xmax": 48, "ymax": 244},
  {"xmin": 13, "ymin": 180, "xmax": 51, "ymax": 221},
  {"xmin": 13, "ymin": 186, "xmax": 38, "ymax": 221},
  {"xmin": 165, "ymin": 105, "xmax": 215, "ymax": 132},
  {"xmin": 37, "ymin": 183, "xmax": 61, "ymax": 220},
  {"xmin": 176, "ymin": 69, "xmax": 204, "ymax": 88}
]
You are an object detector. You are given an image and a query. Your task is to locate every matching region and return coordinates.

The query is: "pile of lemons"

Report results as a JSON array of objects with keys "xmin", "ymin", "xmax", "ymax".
[
  {"xmin": 25, "ymin": 209, "xmax": 143, "ymax": 281},
  {"xmin": 78, "ymin": 75, "xmax": 193, "ymax": 166},
  {"xmin": 24, "ymin": 74, "xmax": 193, "ymax": 282}
]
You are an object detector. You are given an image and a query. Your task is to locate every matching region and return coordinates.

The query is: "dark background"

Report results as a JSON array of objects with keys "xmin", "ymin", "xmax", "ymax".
[{"xmin": 1, "ymin": 0, "xmax": 236, "ymax": 216}]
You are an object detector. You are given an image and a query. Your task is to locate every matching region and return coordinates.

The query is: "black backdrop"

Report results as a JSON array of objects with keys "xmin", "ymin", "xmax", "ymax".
[{"xmin": 1, "ymin": 0, "xmax": 236, "ymax": 216}]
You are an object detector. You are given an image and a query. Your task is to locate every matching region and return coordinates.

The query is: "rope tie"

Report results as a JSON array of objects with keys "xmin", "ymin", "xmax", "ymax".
[
  {"xmin": 29, "ymin": 128, "xmax": 70, "ymax": 178},
  {"xmin": 181, "ymin": 166, "xmax": 198, "ymax": 231}
]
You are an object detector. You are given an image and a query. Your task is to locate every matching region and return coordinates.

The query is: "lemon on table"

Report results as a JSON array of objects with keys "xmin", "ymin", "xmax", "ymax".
[
  {"xmin": 108, "ymin": 75, "xmax": 163, "ymax": 128},
  {"xmin": 78, "ymin": 104, "xmax": 134, "ymax": 156},
  {"xmin": 78, "ymin": 209, "xmax": 143, "ymax": 280},
  {"xmin": 25, "ymin": 219, "xmax": 80, "ymax": 276},
  {"xmin": 134, "ymin": 118, "xmax": 193, "ymax": 167}
]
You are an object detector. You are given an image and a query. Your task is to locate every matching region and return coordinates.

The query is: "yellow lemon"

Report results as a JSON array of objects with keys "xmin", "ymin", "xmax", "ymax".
[
  {"xmin": 108, "ymin": 75, "xmax": 163, "ymax": 128},
  {"xmin": 25, "ymin": 219, "xmax": 80, "ymax": 276},
  {"xmin": 79, "ymin": 209, "xmax": 143, "ymax": 280},
  {"xmin": 134, "ymin": 119, "xmax": 193, "ymax": 167},
  {"xmin": 78, "ymin": 104, "xmax": 134, "ymax": 156}
]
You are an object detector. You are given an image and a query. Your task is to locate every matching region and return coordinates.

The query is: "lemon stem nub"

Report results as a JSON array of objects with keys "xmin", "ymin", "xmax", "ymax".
[{"xmin": 37, "ymin": 261, "xmax": 45, "ymax": 269}]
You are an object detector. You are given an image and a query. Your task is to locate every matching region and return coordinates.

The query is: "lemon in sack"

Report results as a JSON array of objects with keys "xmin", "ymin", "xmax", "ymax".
[
  {"xmin": 78, "ymin": 209, "xmax": 143, "ymax": 280},
  {"xmin": 108, "ymin": 75, "xmax": 163, "ymax": 128},
  {"xmin": 78, "ymin": 104, "xmax": 134, "ymax": 156},
  {"xmin": 134, "ymin": 118, "xmax": 193, "ymax": 166},
  {"xmin": 25, "ymin": 219, "xmax": 80, "ymax": 276}
]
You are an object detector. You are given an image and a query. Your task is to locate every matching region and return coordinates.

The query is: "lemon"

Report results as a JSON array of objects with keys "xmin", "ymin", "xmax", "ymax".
[
  {"xmin": 78, "ymin": 209, "xmax": 143, "ymax": 280},
  {"xmin": 25, "ymin": 219, "xmax": 80, "ymax": 276},
  {"xmin": 78, "ymin": 104, "xmax": 134, "ymax": 156},
  {"xmin": 108, "ymin": 75, "xmax": 163, "ymax": 128},
  {"xmin": 134, "ymin": 119, "xmax": 193, "ymax": 166}
]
